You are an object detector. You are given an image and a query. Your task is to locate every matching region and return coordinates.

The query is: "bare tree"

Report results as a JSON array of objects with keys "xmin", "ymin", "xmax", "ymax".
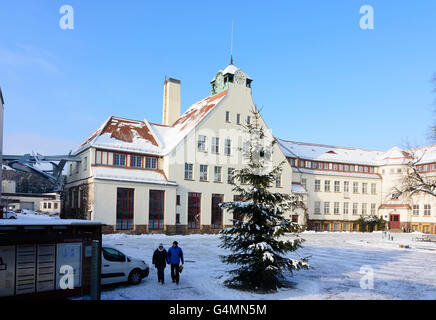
[
  {"xmin": 391, "ymin": 151, "xmax": 436, "ymax": 200},
  {"xmin": 393, "ymin": 74, "xmax": 436, "ymax": 200}
]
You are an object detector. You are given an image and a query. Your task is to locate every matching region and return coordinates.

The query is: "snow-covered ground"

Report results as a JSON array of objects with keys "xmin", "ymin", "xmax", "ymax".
[{"xmin": 101, "ymin": 231, "xmax": 436, "ymax": 300}]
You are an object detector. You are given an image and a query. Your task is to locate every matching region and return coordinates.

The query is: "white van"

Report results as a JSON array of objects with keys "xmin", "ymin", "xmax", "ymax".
[{"xmin": 101, "ymin": 245, "xmax": 149, "ymax": 285}]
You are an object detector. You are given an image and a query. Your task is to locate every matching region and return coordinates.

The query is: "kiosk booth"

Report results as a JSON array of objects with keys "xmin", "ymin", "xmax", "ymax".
[{"xmin": 0, "ymin": 218, "xmax": 103, "ymax": 299}]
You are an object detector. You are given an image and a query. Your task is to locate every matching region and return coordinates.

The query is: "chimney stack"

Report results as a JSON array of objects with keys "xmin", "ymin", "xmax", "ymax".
[{"xmin": 162, "ymin": 78, "xmax": 181, "ymax": 126}]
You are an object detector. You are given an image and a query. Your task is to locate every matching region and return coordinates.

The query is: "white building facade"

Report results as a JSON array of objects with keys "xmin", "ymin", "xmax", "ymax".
[
  {"xmin": 64, "ymin": 64, "xmax": 294, "ymax": 234},
  {"xmin": 277, "ymin": 140, "xmax": 436, "ymax": 234},
  {"xmin": 64, "ymin": 63, "xmax": 436, "ymax": 235}
]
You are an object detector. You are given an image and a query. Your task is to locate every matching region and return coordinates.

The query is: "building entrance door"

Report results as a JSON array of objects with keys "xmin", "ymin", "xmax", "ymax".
[{"xmin": 389, "ymin": 214, "xmax": 400, "ymax": 229}]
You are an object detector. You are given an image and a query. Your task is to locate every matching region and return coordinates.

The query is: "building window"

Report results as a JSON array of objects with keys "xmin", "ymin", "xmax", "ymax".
[
  {"xmin": 69, "ymin": 164, "xmax": 73, "ymax": 176},
  {"xmin": 200, "ymin": 165, "xmax": 208, "ymax": 181},
  {"xmin": 343, "ymin": 202, "xmax": 349, "ymax": 214},
  {"xmin": 114, "ymin": 153, "xmax": 126, "ymax": 167},
  {"xmin": 188, "ymin": 192, "xmax": 201, "ymax": 229},
  {"xmin": 240, "ymin": 174, "xmax": 247, "ymax": 184},
  {"xmin": 371, "ymin": 183, "xmax": 376, "ymax": 195},
  {"xmin": 344, "ymin": 181, "xmax": 349, "ymax": 193},
  {"xmin": 246, "ymin": 116, "xmax": 251, "ymax": 125},
  {"xmin": 413, "ymin": 204, "xmax": 419, "ymax": 216},
  {"xmin": 424, "ymin": 204, "xmax": 431, "ymax": 216},
  {"xmin": 228, "ymin": 168, "xmax": 235, "ymax": 184},
  {"xmin": 96, "ymin": 151, "xmax": 103, "ymax": 164},
  {"xmin": 211, "ymin": 137, "xmax": 219, "ymax": 154},
  {"xmin": 176, "ymin": 195, "xmax": 181, "ymax": 206},
  {"xmin": 116, "ymin": 188, "xmax": 134, "ymax": 230},
  {"xmin": 324, "ymin": 202, "xmax": 330, "ymax": 214},
  {"xmin": 353, "ymin": 182, "xmax": 359, "ymax": 193},
  {"xmin": 145, "ymin": 157, "xmax": 157, "ymax": 169},
  {"xmin": 54, "ymin": 203, "xmax": 58, "ymax": 209},
  {"xmin": 84, "ymin": 157, "xmax": 88, "ymax": 171},
  {"xmin": 276, "ymin": 173, "xmax": 282, "ymax": 187},
  {"xmin": 211, "ymin": 194, "xmax": 224, "ymax": 229},
  {"xmin": 362, "ymin": 203, "xmax": 367, "ymax": 215},
  {"xmin": 76, "ymin": 162, "xmax": 80, "ymax": 174},
  {"xmin": 236, "ymin": 113, "xmax": 241, "ymax": 124},
  {"xmin": 334, "ymin": 181, "xmax": 340, "ymax": 192},
  {"xmin": 185, "ymin": 163, "xmax": 193, "ymax": 180},
  {"xmin": 198, "ymin": 135, "xmax": 207, "ymax": 152},
  {"xmin": 314, "ymin": 201, "xmax": 321, "ymax": 214},
  {"xmin": 214, "ymin": 166, "xmax": 222, "ymax": 182},
  {"xmin": 225, "ymin": 111, "xmax": 230, "ymax": 122},
  {"xmin": 334, "ymin": 202, "xmax": 340, "ymax": 214},
  {"xmin": 176, "ymin": 214, "xmax": 180, "ymax": 224},
  {"xmin": 362, "ymin": 183, "xmax": 368, "ymax": 194},
  {"xmin": 344, "ymin": 164, "xmax": 349, "ymax": 171},
  {"xmin": 149, "ymin": 190, "xmax": 165, "ymax": 230},
  {"xmin": 315, "ymin": 180, "xmax": 321, "ymax": 192},
  {"xmin": 130, "ymin": 155, "xmax": 142, "ymax": 168},
  {"xmin": 301, "ymin": 178, "xmax": 307, "ymax": 190},
  {"xmin": 353, "ymin": 203, "xmax": 358, "ymax": 215},
  {"xmin": 371, "ymin": 203, "xmax": 376, "ymax": 215},
  {"xmin": 43, "ymin": 202, "xmax": 47, "ymax": 209},
  {"xmin": 324, "ymin": 180, "xmax": 330, "ymax": 192},
  {"xmin": 225, "ymin": 139, "xmax": 231, "ymax": 156}
]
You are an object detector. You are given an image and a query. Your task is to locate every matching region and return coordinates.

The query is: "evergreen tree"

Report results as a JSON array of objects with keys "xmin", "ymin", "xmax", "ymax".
[{"xmin": 219, "ymin": 107, "xmax": 309, "ymax": 292}]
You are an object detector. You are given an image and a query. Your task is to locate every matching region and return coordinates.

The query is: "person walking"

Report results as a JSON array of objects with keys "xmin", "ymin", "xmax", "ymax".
[
  {"xmin": 152, "ymin": 243, "xmax": 167, "ymax": 285},
  {"xmin": 167, "ymin": 241, "xmax": 184, "ymax": 285}
]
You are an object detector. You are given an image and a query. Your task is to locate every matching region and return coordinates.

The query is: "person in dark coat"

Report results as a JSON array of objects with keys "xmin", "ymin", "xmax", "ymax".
[
  {"xmin": 152, "ymin": 243, "xmax": 167, "ymax": 284},
  {"xmin": 167, "ymin": 241, "xmax": 184, "ymax": 285}
]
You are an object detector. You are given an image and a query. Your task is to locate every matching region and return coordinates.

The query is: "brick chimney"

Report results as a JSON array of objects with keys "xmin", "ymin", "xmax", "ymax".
[{"xmin": 162, "ymin": 78, "xmax": 181, "ymax": 126}]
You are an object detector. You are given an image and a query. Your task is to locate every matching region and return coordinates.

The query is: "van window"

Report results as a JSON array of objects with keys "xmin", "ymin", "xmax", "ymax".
[{"xmin": 102, "ymin": 247, "xmax": 126, "ymax": 262}]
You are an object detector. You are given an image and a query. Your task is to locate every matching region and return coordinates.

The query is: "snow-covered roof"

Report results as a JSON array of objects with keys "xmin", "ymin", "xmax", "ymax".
[
  {"xmin": 92, "ymin": 166, "xmax": 177, "ymax": 186},
  {"xmin": 76, "ymin": 89, "xmax": 228, "ymax": 158},
  {"xmin": 374, "ymin": 147, "xmax": 413, "ymax": 165},
  {"xmin": 211, "ymin": 64, "xmax": 252, "ymax": 81},
  {"xmin": 150, "ymin": 90, "xmax": 228, "ymax": 154},
  {"xmin": 76, "ymin": 116, "xmax": 161, "ymax": 156},
  {"xmin": 277, "ymin": 139, "xmax": 384, "ymax": 166},
  {"xmin": 408, "ymin": 145, "xmax": 436, "ymax": 164},
  {"xmin": 278, "ymin": 138, "xmax": 436, "ymax": 167},
  {"xmin": 291, "ymin": 183, "xmax": 307, "ymax": 194}
]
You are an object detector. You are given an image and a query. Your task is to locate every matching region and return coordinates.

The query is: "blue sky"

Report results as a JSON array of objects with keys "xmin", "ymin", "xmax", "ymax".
[{"xmin": 1, "ymin": 0, "xmax": 436, "ymax": 155}]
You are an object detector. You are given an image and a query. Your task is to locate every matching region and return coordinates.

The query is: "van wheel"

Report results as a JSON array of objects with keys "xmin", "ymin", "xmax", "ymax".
[{"xmin": 128, "ymin": 269, "xmax": 142, "ymax": 285}]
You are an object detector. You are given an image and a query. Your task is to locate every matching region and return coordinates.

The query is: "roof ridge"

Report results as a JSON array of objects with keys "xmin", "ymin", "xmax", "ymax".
[{"xmin": 277, "ymin": 138, "xmax": 383, "ymax": 152}]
